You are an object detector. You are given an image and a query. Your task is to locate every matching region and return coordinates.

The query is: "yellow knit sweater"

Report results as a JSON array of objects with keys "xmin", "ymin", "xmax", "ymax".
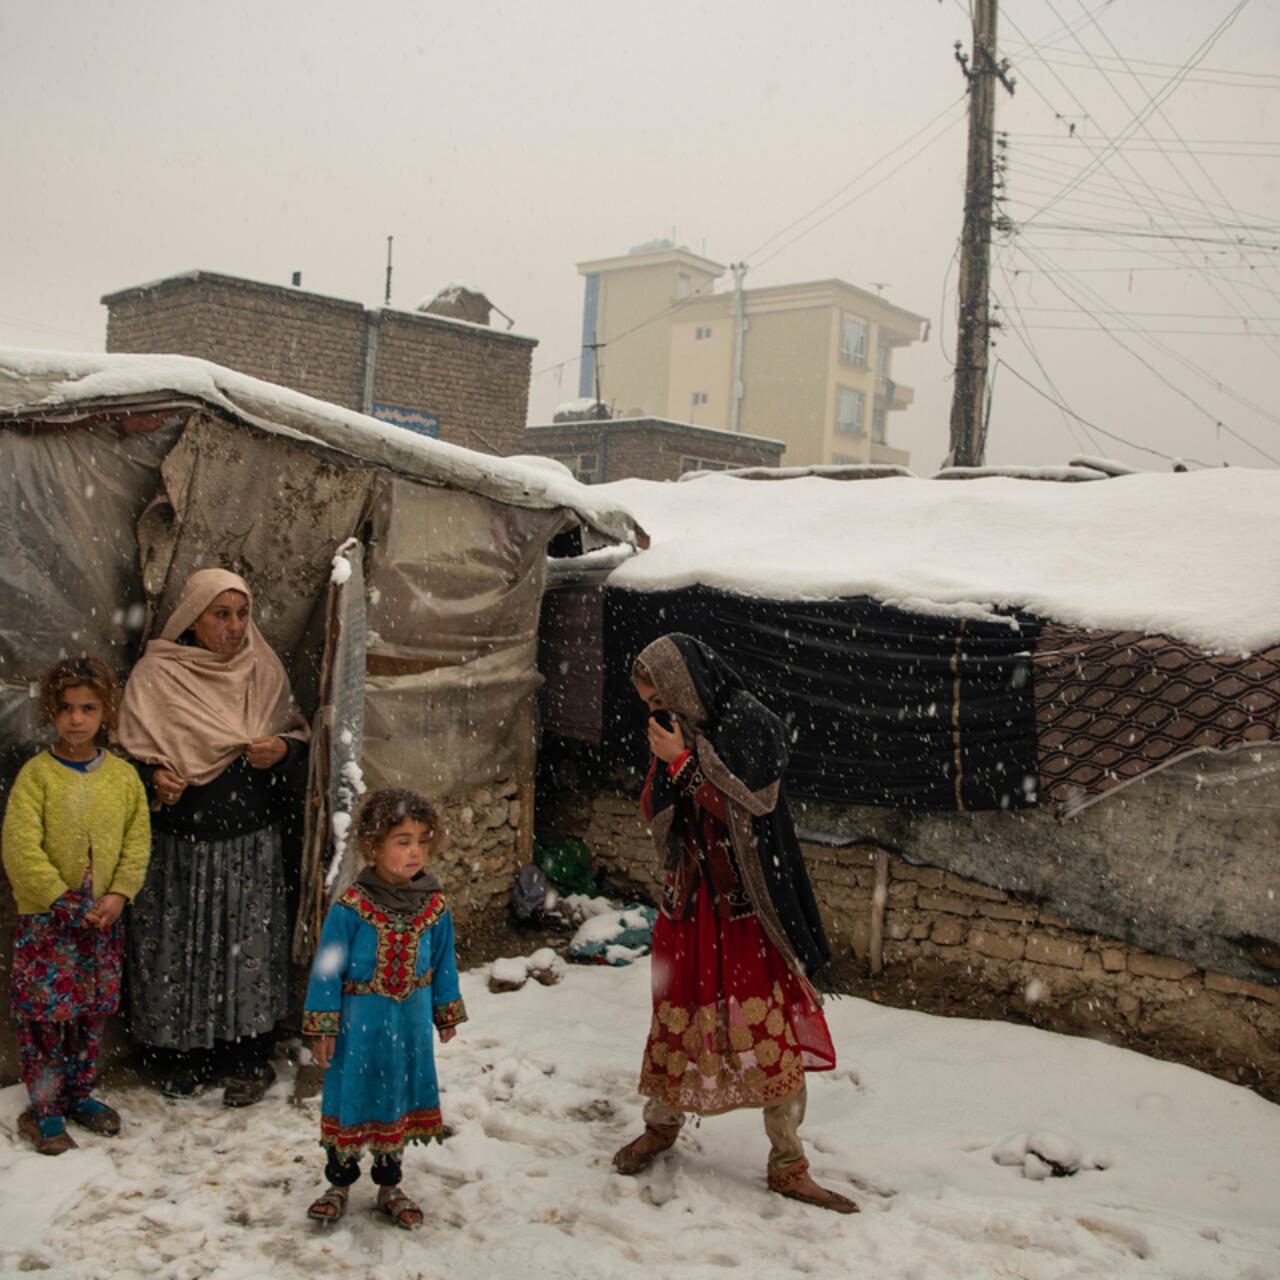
[{"xmin": 2, "ymin": 750, "xmax": 151, "ymax": 915}]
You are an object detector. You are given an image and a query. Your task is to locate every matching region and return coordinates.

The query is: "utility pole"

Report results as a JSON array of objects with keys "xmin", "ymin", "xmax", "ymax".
[
  {"xmin": 729, "ymin": 262, "xmax": 748, "ymax": 434},
  {"xmin": 948, "ymin": 0, "xmax": 1014, "ymax": 467},
  {"xmin": 584, "ymin": 332, "xmax": 607, "ymax": 418}
]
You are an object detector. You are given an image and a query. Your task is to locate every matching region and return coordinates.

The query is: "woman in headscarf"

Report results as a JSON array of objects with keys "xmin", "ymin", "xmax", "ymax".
[
  {"xmin": 116, "ymin": 568, "xmax": 308, "ymax": 1106},
  {"xmin": 612, "ymin": 633, "xmax": 857, "ymax": 1213}
]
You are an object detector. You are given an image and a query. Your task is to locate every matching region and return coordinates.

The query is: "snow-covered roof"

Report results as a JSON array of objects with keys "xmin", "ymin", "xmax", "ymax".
[
  {"xmin": 0, "ymin": 348, "xmax": 640, "ymax": 547},
  {"xmin": 583, "ymin": 468, "xmax": 1280, "ymax": 655}
]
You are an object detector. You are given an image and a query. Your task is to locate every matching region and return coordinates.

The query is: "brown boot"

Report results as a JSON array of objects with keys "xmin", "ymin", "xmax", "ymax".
[
  {"xmin": 768, "ymin": 1158, "xmax": 859, "ymax": 1214},
  {"xmin": 612, "ymin": 1122, "xmax": 681, "ymax": 1175},
  {"xmin": 18, "ymin": 1111, "xmax": 78, "ymax": 1157}
]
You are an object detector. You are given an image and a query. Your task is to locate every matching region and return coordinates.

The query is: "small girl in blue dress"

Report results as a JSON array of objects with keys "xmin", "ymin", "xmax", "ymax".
[{"xmin": 303, "ymin": 787, "xmax": 466, "ymax": 1227}]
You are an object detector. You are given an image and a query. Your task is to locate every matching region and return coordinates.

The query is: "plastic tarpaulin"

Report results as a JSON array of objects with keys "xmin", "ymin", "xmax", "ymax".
[
  {"xmin": 0, "ymin": 416, "xmax": 181, "ymax": 787},
  {"xmin": 359, "ymin": 479, "xmax": 562, "ymax": 796},
  {"xmin": 134, "ymin": 411, "xmax": 379, "ymax": 688},
  {"xmin": 540, "ymin": 583, "xmax": 1041, "ymax": 813}
]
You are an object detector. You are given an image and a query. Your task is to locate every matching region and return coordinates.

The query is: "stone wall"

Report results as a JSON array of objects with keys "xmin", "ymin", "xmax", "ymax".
[
  {"xmin": 560, "ymin": 773, "xmax": 1280, "ymax": 1103},
  {"xmin": 434, "ymin": 776, "xmax": 526, "ymax": 929}
]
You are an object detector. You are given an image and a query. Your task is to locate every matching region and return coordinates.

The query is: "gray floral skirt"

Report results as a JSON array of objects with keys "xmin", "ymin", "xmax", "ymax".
[{"xmin": 127, "ymin": 823, "xmax": 291, "ymax": 1050}]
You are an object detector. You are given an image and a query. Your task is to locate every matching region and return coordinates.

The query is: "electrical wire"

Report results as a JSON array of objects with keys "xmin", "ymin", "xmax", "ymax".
[
  {"xmin": 533, "ymin": 95, "xmax": 968, "ymax": 383},
  {"xmin": 1015, "ymin": 3, "xmax": 1250, "ymax": 226},
  {"xmin": 1061, "ymin": 0, "xmax": 1280, "ymax": 307},
  {"xmin": 990, "ymin": 256, "xmax": 1102, "ymax": 453},
  {"xmin": 742, "ymin": 93, "xmax": 968, "ymax": 264},
  {"xmin": 994, "ymin": 357, "xmax": 1216, "ymax": 466},
  {"xmin": 1010, "ymin": 237, "xmax": 1280, "ymax": 459}
]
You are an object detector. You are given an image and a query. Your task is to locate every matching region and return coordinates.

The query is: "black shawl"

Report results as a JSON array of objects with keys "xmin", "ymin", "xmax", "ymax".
[{"xmin": 636, "ymin": 633, "xmax": 831, "ymax": 987}]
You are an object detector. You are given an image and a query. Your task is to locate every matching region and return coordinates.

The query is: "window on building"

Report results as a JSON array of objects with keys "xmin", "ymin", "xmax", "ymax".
[
  {"xmin": 695, "ymin": 325, "xmax": 713, "ymax": 340},
  {"xmin": 875, "ymin": 343, "xmax": 890, "ymax": 378},
  {"xmin": 680, "ymin": 456, "xmax": 728, "ymax": 473},
  {"xmin": 841, "ymin": 316, "xmax": 868, "ymax": 365},
  {"xmin": 677, "ymin": 271, "xmax": 692, "ymax": 299},
  {"xmin": 553, "ymin": 453, "xmax": 599, "ymax": 484},
  {"xmin": 832, "ymin": 453, "xmax": 861, "ymax": 465},
  {"xmin": 836, "ymin": 386, "xmax": 866, "ymax": 435},
  {"xmin": 691, "ymin": 391, "xmax": 708, "ymax": 406},
  {"xmin": 872, "ymin": 408, "xmax": 887, "ymax": 443}
]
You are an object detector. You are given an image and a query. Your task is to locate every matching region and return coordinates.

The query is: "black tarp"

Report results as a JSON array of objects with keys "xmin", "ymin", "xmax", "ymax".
[{"xmin": 541, "ymin": 583, "xmax": 1041, "ymax": 812}]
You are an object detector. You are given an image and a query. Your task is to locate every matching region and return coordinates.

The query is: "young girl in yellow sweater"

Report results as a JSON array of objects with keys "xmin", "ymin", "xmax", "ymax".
[{"xmin": 2, "ymin": 656, "xmax": 151, "ymax": 1155}]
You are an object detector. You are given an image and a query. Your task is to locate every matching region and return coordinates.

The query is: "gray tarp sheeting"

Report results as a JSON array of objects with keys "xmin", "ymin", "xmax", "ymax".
[
  {"xmin": 0, "ymin": 419, "xmax": 181, "ymax": 779},
  {"xmin": 0, "ymin": 349, "xmax": 644, "ymax": 549},
  {"xmin": 0, "ymin": 367, "xmax": 633, "ymax": 886}
]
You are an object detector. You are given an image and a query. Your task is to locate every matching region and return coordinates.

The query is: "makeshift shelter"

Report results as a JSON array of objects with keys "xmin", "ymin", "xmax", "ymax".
[
  {"xmin": 538, "ymin": 465, "xmax": 1280, "ymax": 997},
  {"xmin": 0, "ymin": 347, "xmax": 641, "ymax": 1080}
]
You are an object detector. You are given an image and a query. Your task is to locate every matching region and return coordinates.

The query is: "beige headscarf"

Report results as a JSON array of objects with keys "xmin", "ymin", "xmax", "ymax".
[{"xmin": 116, "ymin": 568, "xmax": 309, "ymax": 785}]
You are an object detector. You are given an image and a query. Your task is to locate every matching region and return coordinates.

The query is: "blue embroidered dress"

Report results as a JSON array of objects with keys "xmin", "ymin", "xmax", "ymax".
[{"xmin": 302, "ymin": 883, "xmax": 467, "ymax": 1157}]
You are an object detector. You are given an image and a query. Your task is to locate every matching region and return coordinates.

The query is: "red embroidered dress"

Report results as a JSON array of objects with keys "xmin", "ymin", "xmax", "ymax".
[
  {"xmin": 302, "ymin": 885, "xmax": 466, "ymax": 1157},
  {"xmin": 638, "ymin": 753, "xmax": 835, "ymax": 1116}
]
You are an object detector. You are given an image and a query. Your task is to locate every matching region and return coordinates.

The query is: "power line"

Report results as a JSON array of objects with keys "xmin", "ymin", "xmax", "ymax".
[
  {"xmin": 742, "ymin": 93, "xmax": 967, "ymax": 264},
  {"xmin": 990, "ymin": 256, "xmax": 1102, "ymax": 454},
  {"xmin": 1000, "ymin": 43, "xmax": 1280, "ymax": 88},
  {"xmin": 1010, "ymin": 236, "xmax": 1280, "ymax": 453},
  {"xmin": 1020, "ymin": 324, "xmax": 1280, "ymax": 335},
  {"xmin": 1022, "ymin": 225, "xmax": 1280, "ymax": 250},
  {"xmin": 750, "ymin": 104, "xmax": 968, "ymax": 273},
  {"xmin": 534, "ymin": 96, "xmax": 968, "ymax": 383},
  {"xmin": 995, "ymin": 356, "xmax": 1218, "ymax": 465},
  {"xmin": 1014, "ymin": 3, "xmax": 1250, "ymax": 227},
  {"xmin": 1006, "ymin": 149, "xmax": 1280, "ymax": 232},
  {"xmin": 1065, "ymin": 0, "xmax": 1280, "ymax": 319},
  {"xmin": 1002, "ymin": 0, "xmax": 1280, "ymax": 371}
]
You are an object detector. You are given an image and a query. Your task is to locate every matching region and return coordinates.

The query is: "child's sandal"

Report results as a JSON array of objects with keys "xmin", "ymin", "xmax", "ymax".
[
  {"xmin": 306, "ymin": 1185, "xmax": 348, "ymax": 1224},
  {"xmin": 375, "ymin": 1185, "xmax": 423, "ymax": 1230}
]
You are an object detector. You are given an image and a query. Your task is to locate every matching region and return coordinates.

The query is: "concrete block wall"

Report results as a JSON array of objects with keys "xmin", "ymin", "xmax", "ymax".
[
  {"xmin": 524, "ymin": 418, "xmax": 785, "ymax": 482},
  {"xmin": 375, "ymin": 311, "xmax": 532, "ymax": 456},
  {"xmin": 569, "ymin": 780, "xmax": 1280, "ymax": 1102},
  {"xmin": 102, "ymin": 272, "xmax": 535, "ymax": 457},
  {"xmin": 105, "ymin": 275, "xmax": 368, "ymax": 409}
]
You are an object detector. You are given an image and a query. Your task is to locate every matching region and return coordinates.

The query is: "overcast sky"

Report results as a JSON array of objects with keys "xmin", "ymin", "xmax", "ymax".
[{"xmin": 3, "ymin": 1, "xmax": 1277, "ymax": 472}]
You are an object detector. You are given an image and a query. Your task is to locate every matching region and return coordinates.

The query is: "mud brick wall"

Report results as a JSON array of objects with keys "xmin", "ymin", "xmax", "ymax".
[{"xmin": 566, "ymin": 781, "xmax": 1280, "ymax": 1103}]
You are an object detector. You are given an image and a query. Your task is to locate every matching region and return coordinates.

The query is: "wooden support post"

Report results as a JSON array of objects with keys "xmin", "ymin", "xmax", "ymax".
[{"xmin": 868, "ymin": 848, "xmax": 890, "ymax": 977}]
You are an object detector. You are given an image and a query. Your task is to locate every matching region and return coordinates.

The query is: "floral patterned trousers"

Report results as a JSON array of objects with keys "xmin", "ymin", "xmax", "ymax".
[{"xmin": 16, "ymin": 1015, "xmax": 107, "ymax": 1118}]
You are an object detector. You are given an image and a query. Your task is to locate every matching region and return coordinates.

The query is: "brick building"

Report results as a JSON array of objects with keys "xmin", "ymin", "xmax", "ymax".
[
  {"xmin": 523, "ymin": 416, "xmax": 784, "ymax": 483},
  {"xmin": 101, "ymin": 271, "xmax": 536, "ymax": 455}
]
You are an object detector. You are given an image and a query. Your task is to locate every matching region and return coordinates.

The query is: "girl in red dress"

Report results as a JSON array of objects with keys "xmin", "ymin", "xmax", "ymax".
[{"xmin": 612, "ymin": 634, "xmax": 856, "ymax": 1213}]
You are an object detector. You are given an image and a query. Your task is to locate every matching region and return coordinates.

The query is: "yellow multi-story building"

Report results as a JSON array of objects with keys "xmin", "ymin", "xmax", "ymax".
[{"xmin": 576, "ymin": 242, "xmax": 926, "ymax": 468}]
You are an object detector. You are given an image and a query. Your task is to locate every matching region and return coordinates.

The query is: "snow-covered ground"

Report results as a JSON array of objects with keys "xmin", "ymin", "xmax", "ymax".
[{"xmin": 2, "ymin": 959, "xmax": 1277, "ymax": 1280}]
